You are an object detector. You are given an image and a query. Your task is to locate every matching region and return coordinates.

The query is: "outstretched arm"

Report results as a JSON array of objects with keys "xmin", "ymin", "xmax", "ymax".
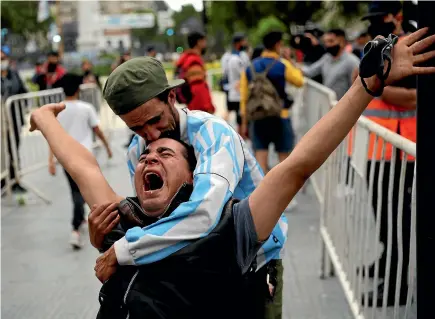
[
  {"xmin": 249, "ymin": 28, "xmax": 435, "ymax": 241},
  {"xmin": 30, "ymin": 104, "xmax": 122, "ymax": 207}
]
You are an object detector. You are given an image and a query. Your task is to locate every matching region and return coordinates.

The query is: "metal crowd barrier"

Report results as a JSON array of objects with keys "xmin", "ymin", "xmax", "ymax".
[
  {"xmin": 300, "ymin": 79, "xmax": 338, "ymax": 205},
  {"xmin": 1, "ymin": 104, "xmax": 12, "ymax": 198},
  {"xmin": 4, "ymin": 88, "xmax": 65, "ymax": 204},
  {"xmin": 316, "ymin": 105, "xmax": 417, "ymax": 317}
]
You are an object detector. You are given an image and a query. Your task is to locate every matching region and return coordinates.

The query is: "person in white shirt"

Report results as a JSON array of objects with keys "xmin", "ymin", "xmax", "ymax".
[
  {"xmin": 51, "ymin": 73, "xmax": 112, "ymax": 249},
  {"xmin": 226, "ymin": 33, "xmax": 250, "ymax": 130}
]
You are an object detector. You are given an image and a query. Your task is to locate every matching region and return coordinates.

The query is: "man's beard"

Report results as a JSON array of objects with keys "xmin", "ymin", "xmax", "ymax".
[{"xmin": 146, "ymin": 105, "xmax": 180, "ymax": 143}]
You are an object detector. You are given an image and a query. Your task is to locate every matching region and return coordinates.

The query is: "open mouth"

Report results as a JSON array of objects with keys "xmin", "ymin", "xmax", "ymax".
[{"xmin": 144, "ymin": 172, "xmax": 164, "ymax": 191}]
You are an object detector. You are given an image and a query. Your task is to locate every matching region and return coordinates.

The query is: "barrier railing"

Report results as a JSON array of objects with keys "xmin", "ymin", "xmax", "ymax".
[
  {"xmin": 319, "ymin": 108, "xmax": 416, "ymax": 318},
  {"xmin": 1, "ymin": 104, "xmax": 12, "ymax": 198},
  {"xmin": 300, "ymin": 79, "xmax": 337, "ymax": 205},
  {"xmin": 4, "ymin": 88, "xmax": 65, "ymax": 203}
]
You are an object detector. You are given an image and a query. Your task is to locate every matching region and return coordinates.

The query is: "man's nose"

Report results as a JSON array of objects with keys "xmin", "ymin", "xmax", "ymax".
[
  {"xmin": 145, "ymin": 127, "xmax": 161, "ymax": 142},
  {"xmin": 145, "ymin": 154, "xmax": 159, "ymax": 166}
]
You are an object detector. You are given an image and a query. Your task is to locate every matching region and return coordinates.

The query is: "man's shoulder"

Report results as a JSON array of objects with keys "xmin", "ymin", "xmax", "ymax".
[
  {"xmin": 68, "ymin": 100, "xmax": 94, "ymax": 110},
  {"xmin": 186, "ymin": 110, "xmax": 235, "ymax": 132}
]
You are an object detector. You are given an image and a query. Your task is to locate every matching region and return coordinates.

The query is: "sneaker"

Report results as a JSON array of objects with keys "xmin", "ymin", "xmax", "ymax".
[
  {"xmin": 69, "ymin": 231, "xmax": 82, "ymax": 249},
  {"xmin": 285, "ymin": 200, "xmax": 298, "ymax": 212},
  {"xmin": 12, "ymin": 184, "xmax": 27, "ymax": 193}
]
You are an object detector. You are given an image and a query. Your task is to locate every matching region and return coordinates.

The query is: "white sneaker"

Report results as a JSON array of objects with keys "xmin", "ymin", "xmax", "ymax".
[
  {"xmin": 285, "ymin": 200, "xmax": 298, "ymax": 212},
  {"xmin": 69, "ymin": 231, "xmax": 82, "ymax": 249}
]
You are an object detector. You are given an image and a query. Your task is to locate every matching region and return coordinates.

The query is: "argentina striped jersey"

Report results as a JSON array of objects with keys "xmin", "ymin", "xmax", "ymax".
[{"xmin": 114, "ymin": 107, "xmax": 288, "ymax": 269}]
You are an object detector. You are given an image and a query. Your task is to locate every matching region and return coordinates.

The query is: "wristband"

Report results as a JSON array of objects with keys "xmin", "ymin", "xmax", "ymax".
[{"xmin": 359, "ymin": 34, "xmax": 399, "ymax": 97}]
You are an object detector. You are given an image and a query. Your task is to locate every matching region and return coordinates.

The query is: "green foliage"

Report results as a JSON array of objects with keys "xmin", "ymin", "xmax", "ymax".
[
  {"xmin": 172, "ymin": 4, "xmax": 201, "ymax": 28},
  {"xmin": 206, "ymin": 0, "xmax": 369, "ymax": 49},
  {"xmin": 249, "ymin": 16, "xmax": 288, "ymax": 47},
  {"xmin": 0, "ymin": 1, "xmax": 53, "ymax": 38}
]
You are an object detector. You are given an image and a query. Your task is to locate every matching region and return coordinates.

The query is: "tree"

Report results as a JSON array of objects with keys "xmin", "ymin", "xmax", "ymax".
[
  {"xmin": 206, "ymin": 0, "xmax": 370, "ymax": 43},
  {"xmin": 250, "ymin": 16, "xmax": 288, "ymax": 46},
  {"xmin": 1, "ymin": 1, "xmax": 52, "ymax": 39}
]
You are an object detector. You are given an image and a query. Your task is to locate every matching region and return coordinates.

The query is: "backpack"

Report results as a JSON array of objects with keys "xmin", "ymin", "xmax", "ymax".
[
  {"xmin": 246, "ymin": 60, "xmax": 283, "ymax": 121},
  {"xmin": 174, "ymin": 65, "xmax": 193, "ymax": 105}
]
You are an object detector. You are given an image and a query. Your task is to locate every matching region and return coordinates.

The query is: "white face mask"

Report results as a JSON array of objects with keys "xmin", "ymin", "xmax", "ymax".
[{"xmin": 1, "ymin": 59, "xmax": 9, "ymax": 71}]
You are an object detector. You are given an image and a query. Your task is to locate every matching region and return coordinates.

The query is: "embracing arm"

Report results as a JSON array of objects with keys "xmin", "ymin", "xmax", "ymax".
[
  {"xmin": 31, "ymin": 105, "xmax": 122, "ymax": 207},
  {"xmin": 114, "ymin": 120, "xmax": 245, "ymax": 265}
]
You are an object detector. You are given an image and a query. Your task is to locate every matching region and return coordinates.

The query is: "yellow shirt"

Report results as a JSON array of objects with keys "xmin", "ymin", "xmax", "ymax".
[{"xmin": 240, "ymin": 50, "xmax": 304, "ymax": 120}]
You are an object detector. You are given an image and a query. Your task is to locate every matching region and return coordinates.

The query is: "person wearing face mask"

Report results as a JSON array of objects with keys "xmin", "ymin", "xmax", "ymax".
[
  {"xmin": 1, "ymin": 46, "xmax": 28, "ymax": 193},
  {"xmin": 174, "ymin": 31, "xmax": 215, "ymax": 113},
  {"xmin": 40, "ymin": 51, "xmax": 66, "ymax": 90},
  {"xmin": 225, "ymin": 33, "xmax": 250, "ymax": 129},
  {"xmin": 302, "ymin": 28, "xmax": 360, "ymax": 100},
  {"xmin": 291, "ymin": 27, "xmax": 326, "ymax": 84},
  {"xmin": 348, "ymin": 1, "xmax": 418, "ymax": 307}
]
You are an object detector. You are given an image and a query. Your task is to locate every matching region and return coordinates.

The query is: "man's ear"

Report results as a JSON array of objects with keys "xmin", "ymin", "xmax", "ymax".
[{"xmin": 168, "ymin": 89, "xmax": 176, "ymax": 107}]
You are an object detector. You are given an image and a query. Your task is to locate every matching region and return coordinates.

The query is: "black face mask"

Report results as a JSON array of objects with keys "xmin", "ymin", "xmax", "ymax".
[
  {"xmin": 299, "ymin": 36, "xmax": 313, "ymax": 52},
  {"xmin": 83, "ymin": 70, "xmax": 91, "ymax": 76},
  {"xmin": 239, "ymin": 45, "xmax": 247, "ymax": 52},
  {"xmin": 326, "ymin": 44, "xmax": 341, "ymax": 57},
  {"xmin": 47, "ymin": 62, "xmax": 57, "ymax": 73},
  {"xmin": 368, "ymin": 22, "xmax": 396, "ymax": 38}
]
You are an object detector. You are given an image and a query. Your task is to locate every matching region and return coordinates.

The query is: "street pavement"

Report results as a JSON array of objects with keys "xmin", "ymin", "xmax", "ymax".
[{"xmin": 1, "ymin": 92, "xmax": 353, "ymax": 318}]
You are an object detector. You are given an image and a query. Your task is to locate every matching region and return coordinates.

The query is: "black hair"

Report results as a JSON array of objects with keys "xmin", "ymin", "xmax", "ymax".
[
  {"xmin": 143, "ymin": 137, "xmax": 197, "ymax": 172},
  {"xmin": 175, "ymin": 139, "xmax": 197, "ymax": 172},
  {"xmin": 48, "ymin": 51, "xmax": 59, "ymax": 57},
  {"xmin": 156, "ymin": 89, "xmax": 171, "ymax": 104},
  {"xmin": 262, "ymin": 31, "xmax": 283, "ymax": 50},
  {"xmin": 327, "ymin": 28, "xmax": 346, "ymax": 39},
  {"xmin": 52, "ymin": 73, "xmax": 83, "ymax": 97},
  {"xmin": 147, "ymin": 46, "xmax": 155, "ymax": 53},
  {"xmin": 187, "ymin": 31, "xmax": 206, "ymax": 49},
  {"xmin": 251, "ymin": 46, "xmax": 264, "ymax": 60}
]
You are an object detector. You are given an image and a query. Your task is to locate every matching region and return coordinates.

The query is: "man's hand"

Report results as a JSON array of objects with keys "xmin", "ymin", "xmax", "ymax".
[
  {"xmin": 95, "ymin": 245, "xmax": 118, "ymax": 283},
  {"xmin": 386, "ymin": 28, "xmax": 435, "ymax": 86},
  {"xmin": 48, "ymin": 161, "xmax": 56, "ymax": 176},
  {"xmin": 29, "ymin": 103, "xmax": 66, "ymax": 132},
  {"xmin": 88, "ymin": 202, "xmax": 120, "ymax": 249},
  {"xmin": 107, "ymin": 148, "xmax": 113, "ymax": 159}
]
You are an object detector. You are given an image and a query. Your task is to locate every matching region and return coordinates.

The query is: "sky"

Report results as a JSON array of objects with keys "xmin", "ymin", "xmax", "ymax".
[{"xmin": 165, "ymin": 0, "xmax": 204, "ymax": 12}]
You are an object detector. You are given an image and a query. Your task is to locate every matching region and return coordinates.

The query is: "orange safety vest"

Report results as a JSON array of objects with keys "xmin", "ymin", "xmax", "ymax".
[
  {"xmin": 347, "ymin": 98, "xmax": 416, "ymax": 161},
  {"xmin": 348, "ymin": 35, "xmax": 416, "ymax": 162}
]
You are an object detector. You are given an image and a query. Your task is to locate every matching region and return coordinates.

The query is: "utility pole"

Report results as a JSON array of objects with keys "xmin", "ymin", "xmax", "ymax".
[{"xmin": 416, "ymin": 0, "xmax": 435, "ymax": 315}]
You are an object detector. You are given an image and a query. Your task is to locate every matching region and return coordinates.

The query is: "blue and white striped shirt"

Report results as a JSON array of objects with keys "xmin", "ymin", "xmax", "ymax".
[{"xmin": 114, "ymin": 107, "xmax": 288, "ymax": 269}]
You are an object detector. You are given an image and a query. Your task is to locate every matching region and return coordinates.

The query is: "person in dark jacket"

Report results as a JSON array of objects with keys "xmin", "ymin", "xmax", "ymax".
[{"xmin": 1, "ymin": 47, "xmax": 28, "ymax": 193}]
